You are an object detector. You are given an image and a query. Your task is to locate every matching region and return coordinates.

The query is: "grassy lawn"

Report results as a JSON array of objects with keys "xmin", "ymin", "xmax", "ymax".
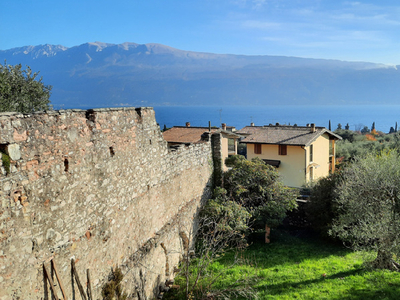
[{"xmin": 167, "ymin": 229, "xmax": 400, "ymax": 299}]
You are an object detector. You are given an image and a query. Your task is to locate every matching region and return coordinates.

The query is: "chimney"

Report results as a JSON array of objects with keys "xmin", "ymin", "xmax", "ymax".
[
  {"xmin": 311, "ymin": 123, "xmax": 316, "ymax": 133},
  {"xmin": 221, "ymin": 123, "xmax": 227, "ymax": 130},
  {"xmin": 209, "ymin": 121, "xmax": 211, "ymax": 132},
  {"xmin": 250, "ymin": 122, "xmax": 255, "ymax": 127},
  {"xmin": 186, "ymin": 122, "xmax": 190, "ymax": 127}
]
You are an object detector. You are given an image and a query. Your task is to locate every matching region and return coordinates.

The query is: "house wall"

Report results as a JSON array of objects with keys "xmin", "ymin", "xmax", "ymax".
[
  {"xmin": 229, "ymin": 139, "xmax": 237, "ymax": 156},
  {"xmin": 306, "ymin": 133, "xmax": 330, "ymax": 182},
  {"xmin": 246, "ymin": 144, "xmax": 306, "ymax": 188},
  {"xmin": 220, "ymin": 136, "xmax": 229, "ymax": 171},
  {"xmin": 0, "ymin": 107, "xmax": 213, "ymax": 300}
]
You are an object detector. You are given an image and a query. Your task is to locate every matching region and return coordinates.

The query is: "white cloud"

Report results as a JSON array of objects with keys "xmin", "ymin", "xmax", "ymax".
[
  {"xmin": 252, "ymin": 0, "xmax": 267, "ymax": 9},
  {"xmin": 206, "ymin": 0, "xmax": 400, "ymax": 63},
  {"xmin": 260, "ymin": 36, "xmax": 288, "ymax": 42},
  {"xmin": 231, "ymin": 0, "xmax": 271, "ymax": 10},
  {"xmin": 242, "ymin": 20, "xmax": 281, "ymax": 29}
]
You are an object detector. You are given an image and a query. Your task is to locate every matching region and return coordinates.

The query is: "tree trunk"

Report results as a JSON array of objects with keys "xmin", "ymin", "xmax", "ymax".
[
  {"xmin": 265, "ymin": 224, "xmax": 270, "ymax": 244},
  {"xmin": 373, "ymin": 249, "xmax": 396, "ymax": 270}
]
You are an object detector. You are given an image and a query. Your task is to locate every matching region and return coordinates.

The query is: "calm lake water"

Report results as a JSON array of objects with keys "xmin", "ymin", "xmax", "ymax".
[{"xmin": 154, "ymin": 105, "xmax": 400, "ymax": 133}]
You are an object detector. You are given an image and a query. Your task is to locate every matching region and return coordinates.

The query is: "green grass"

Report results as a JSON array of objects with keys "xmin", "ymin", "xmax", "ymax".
[{"xmin": 167, "ymin": 229, "xmax": 400, "ymax": 299}]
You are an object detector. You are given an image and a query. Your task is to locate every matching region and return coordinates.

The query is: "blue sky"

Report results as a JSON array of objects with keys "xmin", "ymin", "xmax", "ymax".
[{"xmin": 1, "ymin": 0, "xmax": 400, "ymax": 64}]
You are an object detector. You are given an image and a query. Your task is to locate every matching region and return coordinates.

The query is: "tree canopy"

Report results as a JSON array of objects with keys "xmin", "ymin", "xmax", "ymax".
[
  {"xmin": 0, "ymin": 61, "xmax": 52, "ymax": 113},
  {"xmin": 330, "ymin": 150, "xmax": 400, "ymax": 270},
  {"xmin": 224, "ymin": 155, "xmax": 298, "ymax": 228},
  {"xmin": 201, "ymin": 156, "xmax": 297, "ymax": 245}
]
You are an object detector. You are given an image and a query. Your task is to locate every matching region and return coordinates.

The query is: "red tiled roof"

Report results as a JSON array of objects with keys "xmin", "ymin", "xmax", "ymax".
[
  {"xmin": 163, "ymin": 127, "xmax": 217, "ymax": 144},
  {"xmin": 163, "ymin": 126, "xmax": 241, "ymax": 144},
  {"xmin": 237, "ymin": 125, "xmax": 341, "ymax": 146}
]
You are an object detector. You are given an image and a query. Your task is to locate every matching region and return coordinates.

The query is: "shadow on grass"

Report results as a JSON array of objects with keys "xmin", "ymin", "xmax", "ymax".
[
  {"xmin": 217, "ymin": 228, "xmax": 352, "ymax": 270},
  {"xmin": 254, "ymin": 268, "xmax": 400, "ymax": 300},
  {"xmin": 329, "ymin": 282, "xmax": 400, "ymax": 300},
  {"xmin": 169, "ymin": 227, "xmax": 400, "ymax": 300},
  {"xmin": 260, "ymin": 268, "xmax": 366, "ymax": 295}
]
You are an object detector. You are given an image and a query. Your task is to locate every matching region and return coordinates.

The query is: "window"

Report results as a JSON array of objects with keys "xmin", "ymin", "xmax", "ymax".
[
  {"xmin": 310, "ymin": 166, "xmax": 314, "ymax": 180},
  {"xmin": 309, "ymin": 144, "xmax": 313, "ymax": 162},
  {"xmin": 254, "ymin": 144, "xmax": 262, "ymax": 154},
  {"xmin": 278, "ymin": 145, "xmax": 287, "ymax": 155}
]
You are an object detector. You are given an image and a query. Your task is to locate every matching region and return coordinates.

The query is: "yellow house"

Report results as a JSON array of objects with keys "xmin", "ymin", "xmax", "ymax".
[
  {"xmin": 163, "ymin": 122, "xmax": 240, "ymax": 171},
  {"xmin": 237, "ymin": 123, "xmax": 342, "ymax": 188}
]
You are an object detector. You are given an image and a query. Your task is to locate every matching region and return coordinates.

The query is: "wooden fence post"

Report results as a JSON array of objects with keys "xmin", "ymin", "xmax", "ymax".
[
  {"xmin": 71, "ymin": 259, "xmax": 87, "ymax": 300},
  {"xmin": 43, "ymin": 263, "xmax": 60, "ymax": 300},
  {"xmin": 51, "ymin": 259, "xmax": 67, "ymax": 300},
  {"xmin": 87, "ymin": 269, "xmax": 93, "ymax": 300}
]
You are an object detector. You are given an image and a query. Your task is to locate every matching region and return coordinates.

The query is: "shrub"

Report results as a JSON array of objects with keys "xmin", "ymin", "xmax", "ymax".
[
  {"xmin": 101, "ymin": 267, "xmax": 127, "ymax": 300},
  {"xmin": 305, "ymin": 172, "xmax": 343, "ymax": 238}
]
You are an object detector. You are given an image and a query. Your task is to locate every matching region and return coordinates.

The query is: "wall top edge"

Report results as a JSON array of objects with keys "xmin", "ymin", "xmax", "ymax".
[{"xmin": 0, "ymin": 106, "xmax": 154, "ymax": 118}]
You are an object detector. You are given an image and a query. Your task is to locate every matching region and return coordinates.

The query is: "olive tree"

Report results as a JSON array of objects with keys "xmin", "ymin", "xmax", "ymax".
[
  {"xmin": 224, "ymin": 155, "xmax": 298, "ymax": 242},
  {"xmin": 330, "ymin": 150, "xmax": 400, "ymax": 270},
  {"xmin": 0, "ymin": 61, "xmax": 52, "ymax": 113}
]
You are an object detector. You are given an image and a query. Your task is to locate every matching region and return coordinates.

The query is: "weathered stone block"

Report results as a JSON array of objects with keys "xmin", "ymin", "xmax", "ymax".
[{"xmin": 0, "ymin": 107, "xmax": 214, "ymax": 300}]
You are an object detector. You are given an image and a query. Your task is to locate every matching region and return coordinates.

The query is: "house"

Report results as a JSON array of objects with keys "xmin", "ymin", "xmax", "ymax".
[
  {"xmin": 237, "ymin": 123, "xmax": 342, "ymax": 188},
  {"xmin": 162, "ymin": 122, "xmax": 241, "ymax": 170}
]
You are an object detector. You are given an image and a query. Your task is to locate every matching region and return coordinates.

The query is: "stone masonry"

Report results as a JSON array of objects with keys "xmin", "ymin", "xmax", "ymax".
[{"xmin": 0, "ymin": 107, "xmax": 214, "ymax": 299}]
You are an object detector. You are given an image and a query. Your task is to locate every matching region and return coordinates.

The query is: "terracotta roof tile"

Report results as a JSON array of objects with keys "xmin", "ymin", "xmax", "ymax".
[
  {"xmin": 237, "ymin": 125, "xmax": 341, "ymax": 146},
  {"xmin": 163, "ymin": 126, "xmax": 241, "ymax": 144},
  {"xmin": 163, "ymin": 127, "xmax": 217, "ymax": 144}
]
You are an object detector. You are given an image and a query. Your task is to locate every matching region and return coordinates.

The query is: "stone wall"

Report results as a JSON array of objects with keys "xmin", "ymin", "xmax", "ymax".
[{"xmin": 0, "ymin": 107, "xmax": 213, "ymax": 299}]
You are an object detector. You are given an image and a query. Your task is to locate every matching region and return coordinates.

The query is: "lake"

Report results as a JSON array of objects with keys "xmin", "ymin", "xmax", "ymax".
[{"xmin": 154, "ymin": 105, "xmax": 400, "ymax": 133}]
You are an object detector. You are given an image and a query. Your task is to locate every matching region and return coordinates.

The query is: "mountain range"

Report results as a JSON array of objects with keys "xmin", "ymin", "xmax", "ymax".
[{"xmin": 1, "ymin": 42, "xmax": 399, "ymax": 108}]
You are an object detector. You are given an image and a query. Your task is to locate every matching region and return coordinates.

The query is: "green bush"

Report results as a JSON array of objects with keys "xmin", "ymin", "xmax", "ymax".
[
  {"xmin": 198, "ymin": 187, "xmax": 251, "ymax": 249},
  {"xmin": 305, "ymin": 172, "xmax": 343, "ymax": 238},
  {"xmin": 224, "ymin": 155, "xmax": 298, "ymax": 229}
]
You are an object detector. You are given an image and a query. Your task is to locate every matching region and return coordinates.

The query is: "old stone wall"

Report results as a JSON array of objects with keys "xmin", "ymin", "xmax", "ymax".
[{"xmin": 0, "ymin": 107, "xmax": 213, "ymax": 299}]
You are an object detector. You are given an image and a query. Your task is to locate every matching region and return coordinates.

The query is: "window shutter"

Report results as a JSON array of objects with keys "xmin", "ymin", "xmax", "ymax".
[{"xmin": 254, "ymin": 144, "xmax": 262, "ymax": 154}]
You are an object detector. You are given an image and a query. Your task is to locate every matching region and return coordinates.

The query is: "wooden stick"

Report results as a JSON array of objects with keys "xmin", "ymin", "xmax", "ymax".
[
  {"xmin": 43, "ymin": 263, "xmax": 60, "ymax": 300},
  {"xmin": 87, "ymin": 269, "xmax": 93, "ymax": 300},
  {"xmin": 51, "ymin": 259, "xmax": 67, "ymax": 300},
  {"xmin": 71, "ymin": 259, "xmax": 87, "ymax": 300},
  {"xmin": 51, "ymin": 260, "xmax": 55, "ymax": 300}
]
